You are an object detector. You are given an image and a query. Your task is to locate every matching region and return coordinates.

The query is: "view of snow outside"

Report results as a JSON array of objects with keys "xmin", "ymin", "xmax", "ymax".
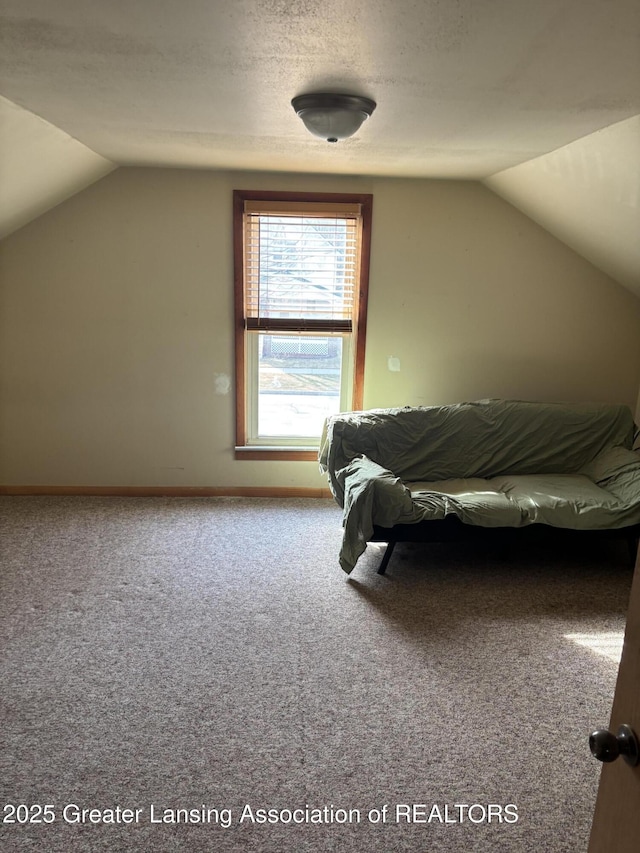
[{"xmin": 258, "ymin": 335, "xmax": 342, "ymax": 437}]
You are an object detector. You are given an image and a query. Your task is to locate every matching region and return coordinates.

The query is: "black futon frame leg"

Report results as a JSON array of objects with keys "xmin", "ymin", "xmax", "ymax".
[{"xmin": 377, "ymin": 540, "xmax": 397, "ymax": 575}]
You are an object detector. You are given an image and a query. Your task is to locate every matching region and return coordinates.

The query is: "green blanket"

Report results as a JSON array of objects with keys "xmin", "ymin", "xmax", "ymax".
[{"xmin": 319, "ymin": 400, "xmax": 640, "ymax": 573}]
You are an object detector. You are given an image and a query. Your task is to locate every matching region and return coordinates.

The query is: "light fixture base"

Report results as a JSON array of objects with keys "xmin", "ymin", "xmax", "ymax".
[{"xmin": 291, "ymin": 93, "xmax": 376, "ymax": 142}]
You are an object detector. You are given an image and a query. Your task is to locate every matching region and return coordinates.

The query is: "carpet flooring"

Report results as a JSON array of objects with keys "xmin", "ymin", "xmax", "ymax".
[{"xmin": 0, "ymin": 496, "xmax": 633, "ymax": 852}]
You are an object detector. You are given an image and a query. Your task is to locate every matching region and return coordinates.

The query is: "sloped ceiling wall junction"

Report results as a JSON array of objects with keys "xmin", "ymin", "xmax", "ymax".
[
  {"xmin": 3, "ymin": 94, "xmax": 638, "ymax": 299},
  {"xmin": 484, "ymin": 115, "xmax": 640, "ymax": 297},
  {"xmin": 1, "ymin": 1, "xmax": 638, "ymax": 294},
  {"xmin": 0, "ymin": 96, "xmax": 116, "ymax": 239}
]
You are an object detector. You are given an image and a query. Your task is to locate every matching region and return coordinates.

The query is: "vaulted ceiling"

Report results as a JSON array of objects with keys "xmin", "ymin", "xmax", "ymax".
[{"xmin": 1, "ymin": 0, "xmax": 639, "ymax": 291}]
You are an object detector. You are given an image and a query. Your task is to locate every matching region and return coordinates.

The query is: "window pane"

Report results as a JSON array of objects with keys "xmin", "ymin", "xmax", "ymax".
[{"xmin": 257, "ymin": 334, "xmax": 342, "ymax": 438}]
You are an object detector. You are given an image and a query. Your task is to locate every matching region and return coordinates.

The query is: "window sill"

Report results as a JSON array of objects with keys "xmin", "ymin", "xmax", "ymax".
[{"xmin": 234, "ymin": 446, "xmax": 319, "ymax": 461}]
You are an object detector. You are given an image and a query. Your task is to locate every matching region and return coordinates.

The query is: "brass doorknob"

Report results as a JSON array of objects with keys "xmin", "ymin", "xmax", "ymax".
[{"xmin": 589, "ymin": 724, "xmax": 640, "ymax": 767}]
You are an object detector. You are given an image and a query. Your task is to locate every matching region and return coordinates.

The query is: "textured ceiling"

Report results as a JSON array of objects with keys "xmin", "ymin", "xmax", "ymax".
[{"xmin": 1, "ymin": 0, "xmax": 639, "ymax": 178}]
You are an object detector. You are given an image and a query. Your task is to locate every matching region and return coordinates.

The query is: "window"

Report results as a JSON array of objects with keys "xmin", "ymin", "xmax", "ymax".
[{"xmin": 233, "ymin": 190, "xmax": 372, "ymax": 460}]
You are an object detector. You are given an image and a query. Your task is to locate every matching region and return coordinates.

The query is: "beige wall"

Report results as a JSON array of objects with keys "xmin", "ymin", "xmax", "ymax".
[{"xmin": 1, "ymin": 167, "xmax": 639, "ymax": 489}]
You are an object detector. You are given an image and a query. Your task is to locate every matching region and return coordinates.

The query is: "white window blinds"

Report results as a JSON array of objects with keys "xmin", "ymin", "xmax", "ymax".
[{"xmin": 243, "ymin": 200, "xmax": 362, "ymax": 333}]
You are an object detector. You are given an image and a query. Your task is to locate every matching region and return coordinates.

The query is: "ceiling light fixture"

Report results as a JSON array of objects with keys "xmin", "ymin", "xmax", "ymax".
[{"xmin": 291, "ymin": 93, "xmax": 376, "ymax": 143}]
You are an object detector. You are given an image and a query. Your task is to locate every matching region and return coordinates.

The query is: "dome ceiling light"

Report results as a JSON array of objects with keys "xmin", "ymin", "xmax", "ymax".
[{"xmin": 291, "ymin": 93, "xmax": 376, "ymax": 143}]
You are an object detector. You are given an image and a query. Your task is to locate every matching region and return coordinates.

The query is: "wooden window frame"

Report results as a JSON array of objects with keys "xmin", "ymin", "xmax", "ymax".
[{"xmin": 233, "ymin": 189, "xmax": 372, "ymax": 461}]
